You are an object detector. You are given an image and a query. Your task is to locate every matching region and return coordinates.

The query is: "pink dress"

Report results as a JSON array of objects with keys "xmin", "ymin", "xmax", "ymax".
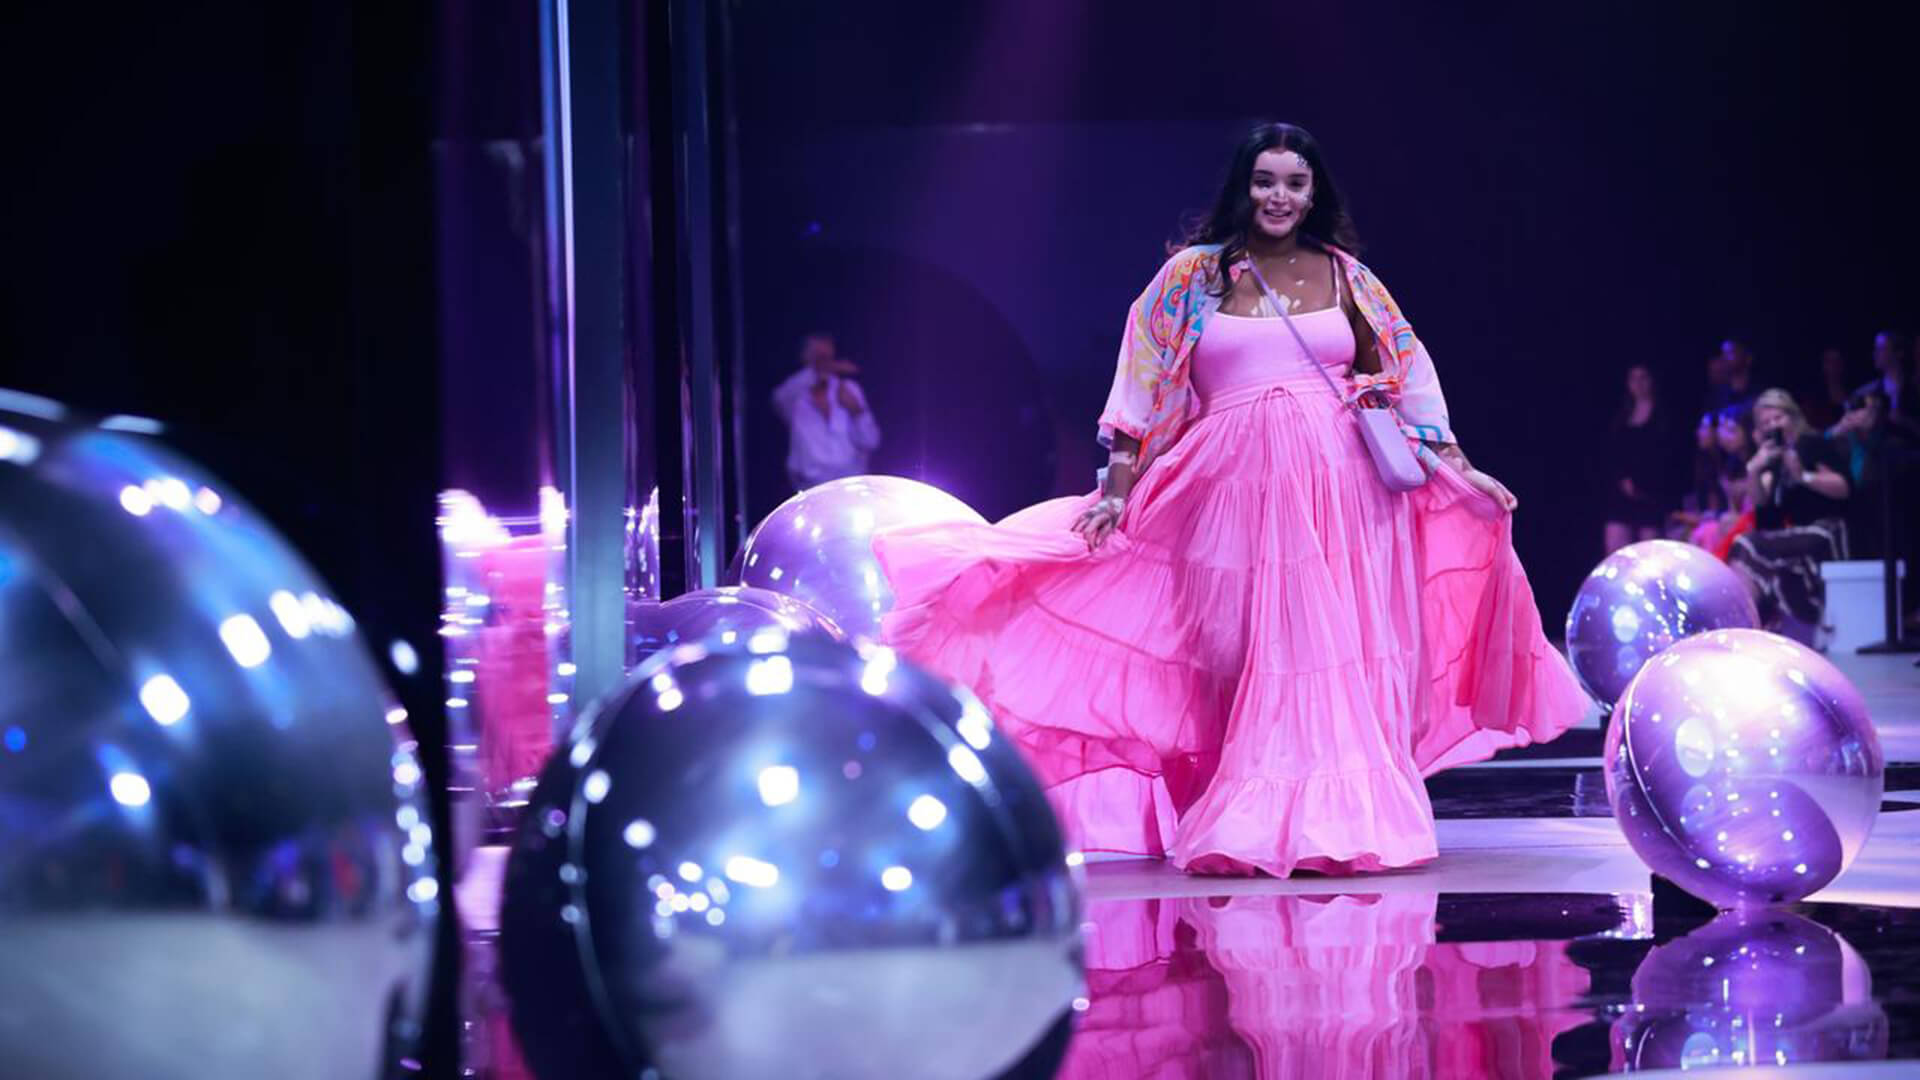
[{"xmin": 874, "ymin": 305, "xmax": 1582, "ymax": 876}]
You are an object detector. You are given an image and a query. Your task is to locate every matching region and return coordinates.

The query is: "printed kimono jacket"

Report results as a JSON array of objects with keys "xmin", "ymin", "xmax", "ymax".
[{"xmin": 1097, "ymin": 243, "xmax": 1453, "ymax": 472}]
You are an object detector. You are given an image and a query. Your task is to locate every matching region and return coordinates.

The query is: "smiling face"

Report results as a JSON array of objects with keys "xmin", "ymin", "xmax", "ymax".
[{"xmin": 1248, "ymin": 149, "xmax": 1314, "ymax": 241}]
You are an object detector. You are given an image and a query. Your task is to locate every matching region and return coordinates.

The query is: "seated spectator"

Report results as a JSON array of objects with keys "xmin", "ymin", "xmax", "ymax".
[
  {"xmin": 1687, "ymin": 405, "xmax": 1756, "ymax": 555},
  {"xmin": 1728, "ymin": 389, "xmax": 1852, "ymax": 647},
  {"xmin": 1704, "ymin": 338, "xmax": 1760, "ymax": 412},
  {"xmin": 1669, "ymin": 410, "xmax": 1725, "ymax": 540}
]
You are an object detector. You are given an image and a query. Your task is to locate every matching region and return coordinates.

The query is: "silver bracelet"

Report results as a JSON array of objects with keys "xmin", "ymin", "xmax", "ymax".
[
  {"xmin": 1108, "ymin": 449, "xmax": 1138, "ymax": 467},
  {"xmin": 1093, "ymin": 494, "xmax": 1126, "ymax": 516}
]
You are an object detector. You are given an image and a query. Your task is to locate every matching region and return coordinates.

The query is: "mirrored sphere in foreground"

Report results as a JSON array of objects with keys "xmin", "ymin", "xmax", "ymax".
[
  {"xmin": 738, "ymin": 475, "xmax": 986, "ymax": 642},
  {"xmin": 1604, "ymin": 629, "xmax": 1882, "ymax": 908},
  {"xmin": 0, "ymin": 402, "xmax": 438, "ymax": 1079},
  {"xmin": 1566, "ymin": 539, "xmax": 1760, "ymax": 710},
  {"xmin": 500, "ymin": 631, "xmax": 1082, "ymax": 1079},
  {"xmin": 627, "ymin": 486, "xmax": 662, "ymax": 603}
]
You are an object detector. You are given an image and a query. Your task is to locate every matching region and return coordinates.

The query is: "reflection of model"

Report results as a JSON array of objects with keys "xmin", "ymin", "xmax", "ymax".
[
  {"xmin": 772, "ymin": 332, "xmax": 881, "ymax": 492},
  {"xmin": 1610, "ymin": 908, "xmax": 1888, "ymax": 1071},
  {"xmin": 1058, "ymin": 892, "xmax": 1591, "ymax": 1079},
  {"xmin": 874, "ymin": 122, "xmax": 1583, "ymax": 877}
]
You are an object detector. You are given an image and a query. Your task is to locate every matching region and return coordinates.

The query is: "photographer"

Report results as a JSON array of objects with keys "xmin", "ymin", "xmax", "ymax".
[
  {"xmin": 1728, "ymin": 389, "xmax": 1851, "ymax": 646},
  {"xmin": 771, "ymin": 331, "xmax": 883, "ymax": 492}
]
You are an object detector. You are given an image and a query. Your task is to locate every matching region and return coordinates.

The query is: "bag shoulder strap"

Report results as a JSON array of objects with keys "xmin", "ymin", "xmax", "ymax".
[{"xmin": 1241, "ymin": 258, "xmax": 1352, "ymax": 409}]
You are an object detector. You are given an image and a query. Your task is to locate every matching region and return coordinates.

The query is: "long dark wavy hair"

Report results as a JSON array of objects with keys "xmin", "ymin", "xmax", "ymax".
[{"xmin": 1182, "ymin": 122, "xmax": 1363, "ymax": 295}]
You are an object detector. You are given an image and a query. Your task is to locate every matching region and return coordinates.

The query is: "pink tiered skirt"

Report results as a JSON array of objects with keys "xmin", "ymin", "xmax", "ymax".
[{"xmin": 874, "ymin": 364, "xmax": 1583, "ymax": 877}]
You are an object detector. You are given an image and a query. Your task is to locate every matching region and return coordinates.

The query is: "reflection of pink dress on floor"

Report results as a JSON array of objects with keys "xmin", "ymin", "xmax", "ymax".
[
  {"xmin": 476, "ymin": 536, "xmax": 557, "ymax": 798},
  {"xmin": 1057, "ymin": 892, "xmax": 1590, "ymax": 1079},
  {"xmin": 875, "ymin": 301, "xmax": 1584, "ymax": 876}
]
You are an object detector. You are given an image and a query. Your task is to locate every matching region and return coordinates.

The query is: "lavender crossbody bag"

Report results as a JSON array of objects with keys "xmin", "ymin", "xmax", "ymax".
[{"xmin": 1243, "ymin": 262, "xmax": 1428, "ymax": 492}]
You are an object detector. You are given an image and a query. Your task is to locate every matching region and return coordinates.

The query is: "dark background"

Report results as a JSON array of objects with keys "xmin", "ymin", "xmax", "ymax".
[
  {"xmin": 0, "ymin": 1, "xmax": 458, "ymax": 1071},
  {"xmin": 734, "ymin": 2, "xmax": 1920, "ymax": 612},
  {"xmin": 1, "ymin": 1, "xmax": 446, "ymax": 649},
  {"xmin": 6, "ymin": 2, "xmax": 1913, "ymax": 657}
]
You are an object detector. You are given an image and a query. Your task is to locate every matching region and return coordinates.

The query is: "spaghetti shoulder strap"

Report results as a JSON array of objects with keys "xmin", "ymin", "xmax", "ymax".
[
  {"xmin": 1329, "ymin": 251, "xmax": 1343, "ymax": 307},
  {"xmin": 1241, "ymin": 258, "xmax": 1352, "ymax": 407}
]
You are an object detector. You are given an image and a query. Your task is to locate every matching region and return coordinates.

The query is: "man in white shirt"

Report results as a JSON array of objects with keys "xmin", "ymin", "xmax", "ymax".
[{"xmin": 771, "ymin": 332, "xmax": 882, "ymax": 492}]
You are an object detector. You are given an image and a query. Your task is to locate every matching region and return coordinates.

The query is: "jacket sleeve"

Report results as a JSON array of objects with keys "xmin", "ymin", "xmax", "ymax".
[
  {"xmin": 1097, "ymin": 249, "xmax": 1201, "ymax": 449},
  {"xmin": 1396, "ymin": 336, "xmax": 1456, "ymax": 448},
  {"xmin": 1341, "ymin": 255, "xmax": 1456, "ymax": 449}
]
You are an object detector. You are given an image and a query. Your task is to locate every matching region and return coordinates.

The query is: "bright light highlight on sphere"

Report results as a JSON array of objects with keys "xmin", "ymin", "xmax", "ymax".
[
  {"xmin": 219, "ymin": 614, "xmax": 273, "ymax": 668},
  {"xmin": 389, "ymin": 640, "xmax": 420, "ymax": 675},
  {"xmin": 269, "ymin": 590, "xmax": 312, "ymax": 639},
  {"xmin": 758, "ymin": 765, "xmax": 800, "ymax": 806},
  {"xmin": 908, "ymin": 794, "xmax": 948, "ymax": 830},
  {"xmin": 624, "ymin": 819, "xmax": 657, "ymax": 849},
  {"xmin": 110, "ymin": 771, "xmax": 152, "ymax": 807},
  {"xmin": 138, "ymin": 675, "xmax": 190, "ymax": 726},
  {"xmin": 724, "ymin": 855, "xmax": 780, "ymax": 889},
  {"xmin": 947, "ymin": 744, "xmax": 987, "ymax": 785},
  {"xmin": 746, "ymin": 655, "xmax": 795, "ymax": 696}
]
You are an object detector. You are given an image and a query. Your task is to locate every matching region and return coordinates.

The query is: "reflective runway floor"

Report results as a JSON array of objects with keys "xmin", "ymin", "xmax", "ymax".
[{"xmin": 457, "ymin": 652, "xmax": 1920, "ymax": 1078}]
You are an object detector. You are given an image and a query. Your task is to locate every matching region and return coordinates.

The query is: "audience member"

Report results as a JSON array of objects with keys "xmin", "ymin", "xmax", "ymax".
[
  {"xmin": 1602, "ymin": 364, "xmax": 1679, "ymax": 553},
  {"xmin": 1800, "ymin": 346, "xmax": 1855, "ymax": 430},
  {"xmin": 1703, "ymin": 338, "xmax": 1760, "ymax": 412},
  {"xmin": 1687, "ymin": 404, "xmax": 1757, "ymax": 556},
  {"xmin": 1728, "ymin": 389, "xmax": 1852, "ymax": 647}
]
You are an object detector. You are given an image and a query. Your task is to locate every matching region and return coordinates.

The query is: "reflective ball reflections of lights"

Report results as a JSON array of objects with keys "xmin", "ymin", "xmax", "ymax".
[
  {"xmin": 0, "ymin": 401, "xmax": 438, "ymax": 1080},
  {"xmin": 738, "ymin": 475, "xmax": 987, "ymax": 642},
  {"xmin": 1566, "ymin": 539, "xmax": 1760, "ymax": 710},
  {"xmin": 627, "ymin": 585, "xmax": 845, "ymax": 667},
  {"xmin": 500, "ymin": 631, "xmax": 1083, "ymax": 1080},
  {"xmin": 1612, "ymin": 908, "xmax": 1888, "ymax": 1070},
  {"xmin": 627, "ymin": 486, "xmax": 661, "ymax": 603},
  {"xmin": 1604, "ymin": 629, "xmax": 1883, "ymax": 908}
]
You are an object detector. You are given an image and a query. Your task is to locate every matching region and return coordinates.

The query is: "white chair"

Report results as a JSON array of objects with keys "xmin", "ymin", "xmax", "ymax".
[{"xmin": 1821, "ymin": 559, "xmax": 1907, "ymax": 653}]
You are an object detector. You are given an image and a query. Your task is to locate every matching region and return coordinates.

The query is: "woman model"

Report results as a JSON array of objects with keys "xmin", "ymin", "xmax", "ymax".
[{"xmin": 875, "ymin": 123, "xmax": 1584, "ymax": 876}]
